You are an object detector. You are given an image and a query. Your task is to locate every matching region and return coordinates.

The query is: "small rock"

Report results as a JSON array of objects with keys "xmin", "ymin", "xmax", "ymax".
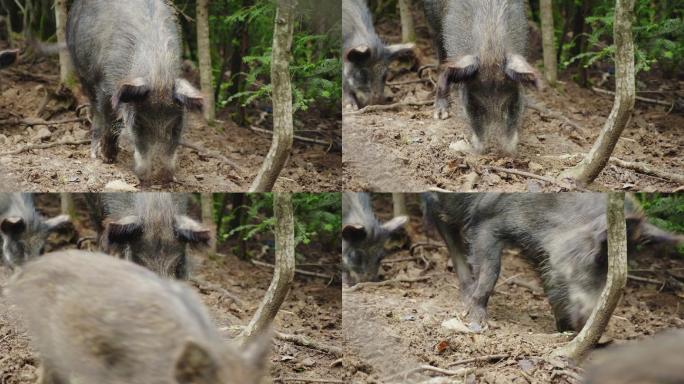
[
  {"xmin": 528, "ymin": 162, "xmax": 544, "ymax": 173},
  {"xmin": 104, "ymin": 180, "xmax": 138, "ymax": 192},
  {"xmin": 401, "ymin": 314, "xmax": 416, "ymax": 321},
  {"xmin": 33, "ymin": 127, "xmax": 52, "ymax": 141},
  {"xmin": 518, "ymin": 359, "xmax": 535, "ymax": 373},
  {"xmin": 441, "ymin": 318, "xmax": 474, "ymax": 334},
  {"xmin": 449, "ymin": 139, "xmax": 471, "ymax": 153}
]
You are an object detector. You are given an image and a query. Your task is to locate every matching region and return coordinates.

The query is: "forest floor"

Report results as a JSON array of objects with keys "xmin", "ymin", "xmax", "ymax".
[
  {"xmin": 342, "ymin": 198, "xmax": 684, "ymax": 383},
  {"xmin": 342, "ymin": 15, "xmax": 684, "ymax": 192},
  {"xmin": 0, "ymin": 46, "xmax": 341, "ymax": 192},
  {"xmin": 0, "ymin": 196, "xmax": 342, "ymax": 383}
]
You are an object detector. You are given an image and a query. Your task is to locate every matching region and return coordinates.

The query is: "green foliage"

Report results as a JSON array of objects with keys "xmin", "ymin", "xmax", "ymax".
[
  {"xmin": 561, "ymin": 0, "xmax": 684, "ymax": 74},
  {"xmin": 217, "ymin": 193, "xmax": 341, "ymax": 254},
  {"xmin": 636, "ymin": 194, "xmax": 684, "ymax": 255},
  {"xmin": 214, "ymin": 2, "xmax": 342, "ymax": 113}
]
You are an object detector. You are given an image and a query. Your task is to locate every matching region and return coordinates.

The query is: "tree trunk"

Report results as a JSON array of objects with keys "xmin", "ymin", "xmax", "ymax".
[
  {"xmin": 552, "ymin": 193, "xmax": 628, "ymax": 362},
  {"xmin": 239, "ymin": 192, "xmax": 295, "ymax": 343},
  {"xmin": 196, "ymin": 0, "xmax": 215, "ymax": 122},
  {"xmin": 398, "ymin": 0, "xmax": 415, "ymax": 43},
  {"xmin": 200, "ymin": 193, "xmax": 217, "ymax": 253},
  {"xmin": 54, "ymin": 0, "xmax": 74, "ymax": 85},
  {"xmin": 540, "ymin": 0, "xmax": 557, "ymax": 85},
  {"xmin": 249, "ymin": 0, "xmax": 296, "ymax": 192},
  {"xmin": 60, "ymin": 193, "xmax": 76, "ymax": 219},
  {"xmin": 560, "ymin": 0, "xmax": 635, "ymax": 185},
  {"xmin": 392, "ymin": 193, "xmax": 408, "ymax": 217}
]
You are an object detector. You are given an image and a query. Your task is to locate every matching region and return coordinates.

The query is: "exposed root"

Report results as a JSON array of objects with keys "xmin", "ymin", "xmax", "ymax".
[
  {"xmin": 484, "ymin": 166, "xmax": 588, "ymax": 192},
  {"xmin": 249, "ymin": 125, "xmax": 338, "ymax": 151},
  {"xmin": 180, "ymin": 141, "xmax": 245, "ymax": 178},
  {"xmin": 0, "ymin": 139, "xmax": 90, "ymax": 156},
  {"xmin": 274, "ymin": 330, "xmax": 343, "ymax": 358},
  {"xmin": 344, "ymin": 275, "xmax": 434, "ymax": 293},
  {"xmin": 0, "ymin": 117, "xmax": 86, "ymax": 126},
  {"xmin": 592, "ymin": 87, "xmax": 681, "ymax": 111},
  {"xmin": 189, "ymin": 277, "xmax": 245, "ymax": 308},
  {"xmin": 384, "ymin": 365, "xmax": 474, "ymax": 383},
  {"xmin": 343, "ymin": 100, "xmax": 433, "ymax": 115},
  {"xmin": 526, "ymin": 99, "xmax": 583, "ymax": 130},
  {"xmin": 250, "ymin": 259, "xmax": 334, "ymax": 281},
  {"xmin": 610, "ymin": 158, "xmax": 684, "ymax": 185}
]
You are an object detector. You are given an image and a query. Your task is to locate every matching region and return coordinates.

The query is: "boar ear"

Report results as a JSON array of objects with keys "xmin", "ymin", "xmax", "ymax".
[
  {"xmin": 175, "ymin": 216, "xmax": 211, "ymax": 245},
  {"xmin": 174, "ymin": 79, "xmax": 204, "ymax": 112},
  {"xmin": 0, "ymin": 217, "xmax": 26, "ymax": 236},
  {"xmin": 174, "ymin": 340, "xmax": 218, "ymax": 384},
  {"xmin": 346, "ymin": 45, "xmax": 372, "ymax": 64},
  {"xmin": 44, "ymin": 214, "xmax": 73, "ymax": 234},
  {"xmin": 112, "ymin": 77, "xmax": 150, "ymax": 110},
  {"xmin": 104, "ymin": 216, "xmax": 142, "ymax": 244},
  {"xmin": 505, "ymin": 54, "xmax": 540, "ymax": 89},
  {"xmin": 385, "ymin": 43, "xmax": 415, "ymax": 61},
  {"xmin": 240, "ymin": 328, "xmax": 272, "ymax": 375},
  {"xmin": 342, "ymin": 224, "xmax": 367, "ymax": 243},
  {"xmin": 382, "ymin": 216, "xmax": 408, "ymax": 234},
  {"xmin": 443, "ymin": 55, "xmax": 479, "ymax": 83}
]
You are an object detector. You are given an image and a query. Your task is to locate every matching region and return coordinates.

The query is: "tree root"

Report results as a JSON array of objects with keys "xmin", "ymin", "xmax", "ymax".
[
  {"xmin": 274, "ymin": 330, "xmax": 343, "ymax": 358},
  {"xmin": 343, "ymin": 100, "xmax": 433, "ymax": 115},
  {"xmin": 610, "ymin": 158, "xmax": 684, "ymax": 185},
  {"xmin": 484, "ymin": 166, "xmax": 588, "ymax": 192},
  {"xmin": 525, "ymin": 99, "xmax": 583, "ymax": 130},
  {"xmin": 344, "ymin": 275, "xmax": 434, "ymax": 293},
  {"xmin": 180, "ymin": 141, "xmax": 245, "ymax": 178},
  {"xmin": 250, "ymin": 259, "xmax": 334, "ymax": 281},
  {"xmin": 592, "ymin": 86, "xmax": 681, "ymax": 111},
  {"xmin": 189, "ymin": 277, "xmax": 245, "ymax": 308},
  {"xmin": 384, "ymin": 365, "xmax": 474, "ymax": 383},
  {"xmin": 0, "ymin": 139, "xmax": 90, "ymax": 156},
  {"xmin": 249, "ymin": 125, "xmax": 338, "ymax": 151},
  {"xmin": 0, "ymin": 117, "xmax": 86, "ymax": 126}
]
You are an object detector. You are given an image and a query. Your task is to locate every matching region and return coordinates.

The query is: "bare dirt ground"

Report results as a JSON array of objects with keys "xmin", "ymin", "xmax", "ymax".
[
  {"xmin": 0, "ymin": 47, "xmax": 341, "ymax": 193},
  {"xmin": 0, "ymin": 195, "xmax": 342, "ymax": 383},
  {"xmin": 343, "ymin": 15, "xmax": 683, "ymax": 193},
  {"xmin": 342, "ymin": 197, "xmax": 684, "ymax": 383}
]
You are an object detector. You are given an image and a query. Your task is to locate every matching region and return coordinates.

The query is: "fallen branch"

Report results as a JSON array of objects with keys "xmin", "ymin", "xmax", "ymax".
[
  {"xmin": 526, "ymin": 100, "xmax": 583, "ymax": 130},
  {"xmin": 387, "ymin": 78, "xmax": 432, "ymax": 86},
  {"xmin": 251, "ymin": 259, "xmax": 333, "ymax": 281},
  {"xmin": 249, "ymin": 125, "xmax": 335, "ymax": 149},
  {"xmin": 484, "ymin": 166, "xmax": 587, "ymax": 192},
  {"xmin": 592, "ymin": 87, "xmax": 679, "ymax": 110},
  {"xmin": 274, "ymin": 330, "xmax": 343, "ymax": 358},
  {"xmin": 610, "ymin": 158, "xmax": 684, "ymax": 185},
  {"xmin": 274, "ymin": 377, "xmax": 345, "ymax": 384},
  {"xmin": 344, "ymin": 275, "xmax": 433, "ymax": 293},
  {"xmin": 410, "ymin": 242, "xmax": 446, "ymax": 256},
  {"xmin": 0, "ymin": 139, "xmax": 90, "ymax": 156},
  {"xmin": 627, "ymin": 274, "xmax": 664, "ymax": 286},
  {"xmin": 344, "ymin": 100, "xmax": 433, "ymax": 115},
  {"xmin": 180, "ymin": 141, "xmax": 245, "ymax": 177},
  {"xmin": 446, "ymin": 354, "xmax": 508, "ymax": 368},
  {"xmin": 384, "ymin": 365, "xmax": 474, "ymax": 383},
  {"xmin": 0, "ymin": 117, "xmax": 86, "ymax": 126},
  {"xmin": 189, "ymin": 277, "xmax": 245, "ymax": 308}
]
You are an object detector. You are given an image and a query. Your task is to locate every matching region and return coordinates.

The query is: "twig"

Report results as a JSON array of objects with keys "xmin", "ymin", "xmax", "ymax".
[
  {"xmin": 410, "ymin": 242, "xmax": 446, "ymax": 256},
  {"xmin": 384, "ymin": 365, "xmax": 474, "ymax": 382},
  {"xmin": 525, "ymin": 100, "xmax": 583, "ymax": 130},
  {"xmin": 274, "ymin": 378, "xmax": 345, "ymax": 384},
  {"xmin": 251, "ymin": 259, "xmax": 333, "ymax": 280},
  {"xmin": 484, "ymin": 166, "xmax": 587, "ymax": 192},
  {"xmin": 446, "ymin": 354, "xmax": 508, "ymax": 368},
  {"xmin": 0, "ymin": 139, "xmax": 90, "ymax": 156},
  {"xmin": 610, "ymin": 158, "xmax": 684, "ymax": 185},
  {"xmin": 344, "ymin": 275, "xmax": 434, "ymax": 292},
  {"xmin": 627, "ymin": 274, "xmax": 664, "ymax": 286},
  {"xmin": 249, "ymin": 125, "xmax": 335, "ymax": 148},
  {"xmin": 387, "ymin": 78, "xmax": 432, "ymax": 86},
  {"xmin": 189, "ymin": 277, "xmax": 245, "ymax": 308},
  {"xmin": 344, "ymin": 100, "xmax": 433, "ymax": 115},
  {"xmin": 180, "ymin": 141, "xmax": 245, "ymax": 177},
  {"xmin": 274, "ymin": 331, "xmax": 343, "ymax": 358},
  {"xmin": 592, "ymin": 87, "xmax": 678, "ymax": 109},
  {"xmin": 0, "ymin": 117, "xmax": 86, "ymax": 126}
]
